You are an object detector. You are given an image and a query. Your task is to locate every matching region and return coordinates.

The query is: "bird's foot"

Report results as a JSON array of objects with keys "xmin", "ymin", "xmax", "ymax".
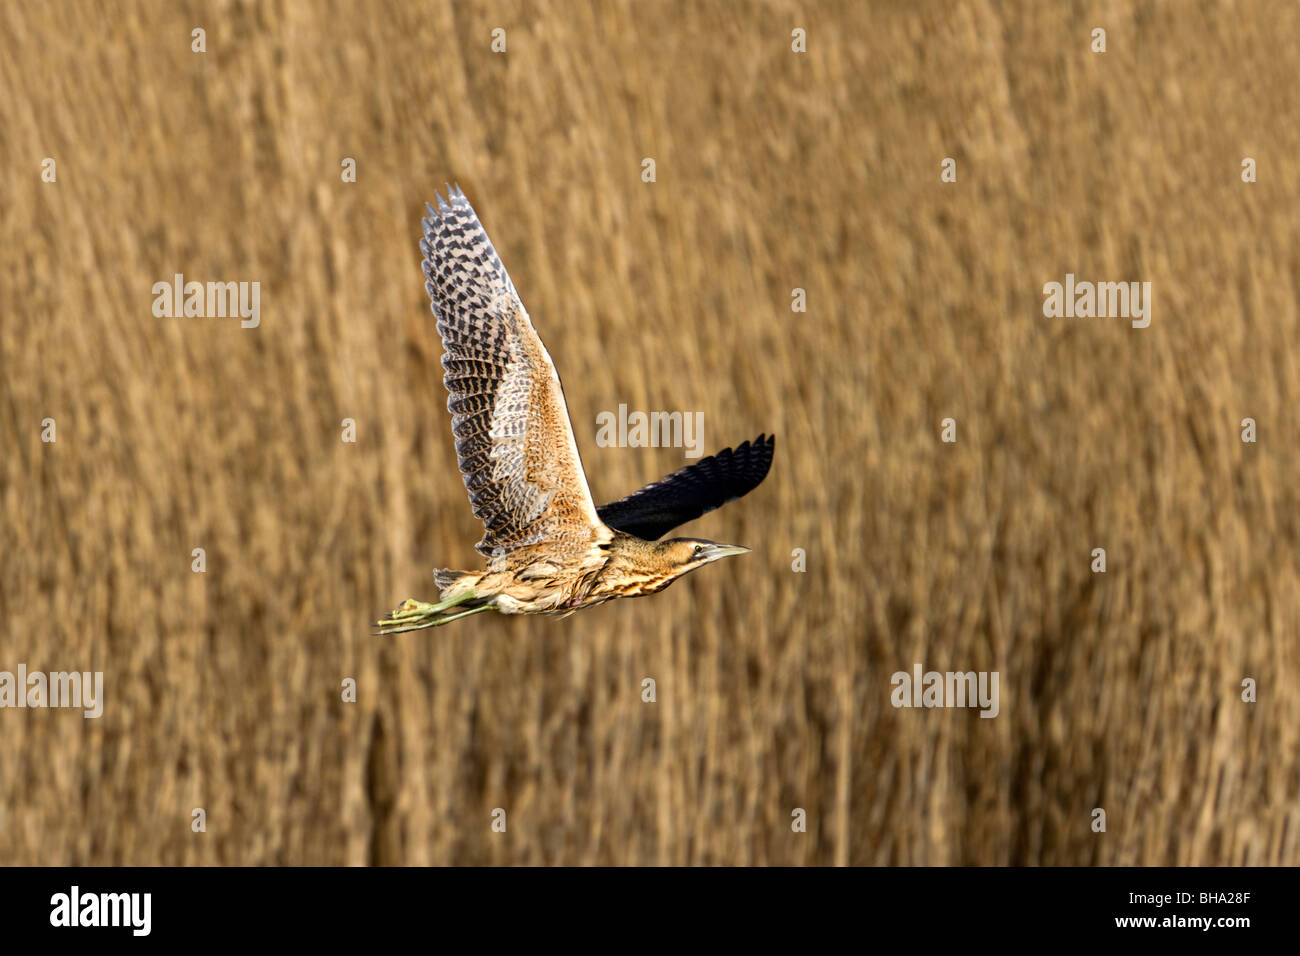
[{"xmin": 373, "ymin": 591, "xmax": 490, "ymax": 635}]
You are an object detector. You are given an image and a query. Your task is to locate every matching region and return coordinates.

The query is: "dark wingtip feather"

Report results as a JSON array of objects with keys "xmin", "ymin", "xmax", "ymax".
[{"xmin": 596, "ymin": 430, "xmax": 777, "ymax": 539}]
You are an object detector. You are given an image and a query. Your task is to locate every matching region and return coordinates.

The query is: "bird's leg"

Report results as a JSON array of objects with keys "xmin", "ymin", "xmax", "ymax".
[
  {"xmin": 387, "ymin": 590, "xmax": 476, "ymax": 620},
  {"xmin": 424, "ymin": 603, "xmax": 495, "ymax": 626},
  {"xmin": 374, "ymin": 590, "xmax": 492, "ymax": 634},
  {"xmin": 373, "ymin": 602, "xmax": 495, "ymax": 634}
]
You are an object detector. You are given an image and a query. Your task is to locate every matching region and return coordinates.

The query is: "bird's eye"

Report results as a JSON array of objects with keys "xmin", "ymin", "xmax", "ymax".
[{"xmin": 693, "ymin": 544, "xmax": 704, "ymax": 555}]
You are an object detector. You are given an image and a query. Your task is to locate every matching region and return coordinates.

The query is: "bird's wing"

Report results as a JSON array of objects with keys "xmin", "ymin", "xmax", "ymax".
[
  {"xmin": 421, "ymin": 185, "xmax": 605, "ymax": 560},
  {"xmin": 596, "ymin": 434, "xmax": 775, "ymax": 540}
]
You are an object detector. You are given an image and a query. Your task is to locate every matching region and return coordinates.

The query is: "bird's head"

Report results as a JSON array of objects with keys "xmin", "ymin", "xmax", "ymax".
[
  {"xmin": 660, "ymin": 537, "xmax": 752, "ymax": 574},
  {"xmin": 610, "ymin": 534, "xmax": 753, "ymax": 596}
]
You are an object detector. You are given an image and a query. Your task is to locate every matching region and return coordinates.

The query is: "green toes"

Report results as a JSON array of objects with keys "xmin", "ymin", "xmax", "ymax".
[{"xmin": 374, "ymin": 591, "xmax": 491, "ymax": 634}]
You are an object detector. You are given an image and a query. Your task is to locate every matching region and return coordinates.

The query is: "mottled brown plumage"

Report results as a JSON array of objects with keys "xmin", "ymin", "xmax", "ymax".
[{"xmin": 376, "ymin": 186, "xmax": 773, "ymax": 634}]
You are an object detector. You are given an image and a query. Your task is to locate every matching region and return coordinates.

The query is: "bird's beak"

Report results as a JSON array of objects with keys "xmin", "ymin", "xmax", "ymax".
[{"xmin": 703, "ymin": 544, "xmax": 751, "ymax": 563}]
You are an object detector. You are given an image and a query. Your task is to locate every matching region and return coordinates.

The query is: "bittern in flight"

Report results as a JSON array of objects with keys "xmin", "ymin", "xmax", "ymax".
[{"xmin": 376, "ymin": 186, "xmax": 774, "ymax": 634}]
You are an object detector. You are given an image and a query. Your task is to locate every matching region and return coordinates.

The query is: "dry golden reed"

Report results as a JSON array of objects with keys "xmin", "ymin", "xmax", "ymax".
[{"xmin": 1, "ymin": 0, "xmax": 1297, "ymax": 864}]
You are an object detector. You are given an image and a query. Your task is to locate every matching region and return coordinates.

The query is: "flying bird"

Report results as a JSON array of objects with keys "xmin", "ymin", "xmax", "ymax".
[{"xmin": 376, "ymin": 186, "xmax": 774, "ymax": 634}]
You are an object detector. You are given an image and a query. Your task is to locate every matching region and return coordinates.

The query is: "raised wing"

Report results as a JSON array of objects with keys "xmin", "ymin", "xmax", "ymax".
[
  {"xmin": 596, "ymin": 434, "xmax": 775, "ymax": 540},
  {"xmin": 420, "ymin": 185, "xmax": 605, "ymax": 561}
]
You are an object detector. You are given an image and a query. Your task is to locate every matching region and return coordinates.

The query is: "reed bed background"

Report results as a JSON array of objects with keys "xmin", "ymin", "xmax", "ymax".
[{"xmin": 1, "ymin": 0, "xmax": 1297, "ymax": 864}]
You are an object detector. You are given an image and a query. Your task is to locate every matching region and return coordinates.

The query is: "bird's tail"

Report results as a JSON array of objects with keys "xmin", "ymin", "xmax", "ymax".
[
  {"xmin": 434, "ymin": 568, "xmax": 480, "ymax": 596},
  {"xmin": 374, "ymin": 570, "xmax": 493, "ymax": 635}
]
